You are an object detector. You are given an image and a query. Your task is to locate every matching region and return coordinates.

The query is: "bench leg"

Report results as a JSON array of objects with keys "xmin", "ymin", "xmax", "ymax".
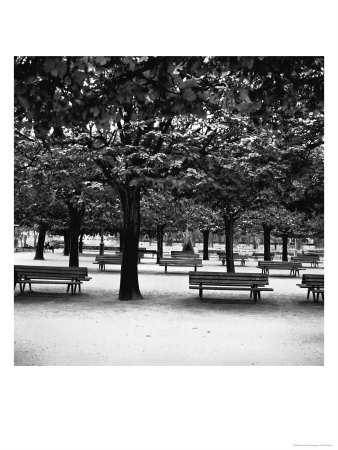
[
  {"xmin": 67, "ymin": 284, "xmax": 71, "ymax": 293},
  {"xmin": 199, "ymin": 285, "xmax": 203, "ymax": 300},
  {"xmin": 194, "ymin": 265, "xmax": 197, "ymax": 271},
  {"xmin": 165, "ymin": 265, "xmax": 167, "ymax": 274},
  {"xmin": 222, "ymin": 260, "xmax": 225, "ymax": 266}
]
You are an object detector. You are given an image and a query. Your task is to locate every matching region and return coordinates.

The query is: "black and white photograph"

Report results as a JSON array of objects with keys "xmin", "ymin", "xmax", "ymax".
[
  {"xmin": 13, "ymin": 55, "xmax": 325, "ymax": 366},
  {"xmin": 2, "ymin": 1, "xmax": 338, "ymax": 449}
]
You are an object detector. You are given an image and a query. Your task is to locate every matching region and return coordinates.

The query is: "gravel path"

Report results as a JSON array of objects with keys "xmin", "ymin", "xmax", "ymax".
[{"xmin": 14, "ymin": 250, "xmax": 324, "ymax": 366}]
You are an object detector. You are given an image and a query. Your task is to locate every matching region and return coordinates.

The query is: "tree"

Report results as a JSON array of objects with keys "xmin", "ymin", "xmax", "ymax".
[{"xmin": 14, "ymin": 56, "xmax": 324, "ymax": 296}]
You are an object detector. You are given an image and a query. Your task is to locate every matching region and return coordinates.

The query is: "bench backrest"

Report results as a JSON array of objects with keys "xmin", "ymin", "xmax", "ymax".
[
  {"xmin": 171, "ymin": 251, "xmax": 199, "ymax": 258},
  {"xmin": 301, "ymin": 274, "xmax": 324, "ymax": 286},
  {"xmin": 95, "ymin": 255, "xmax": 122, "ymax": 261},
  {"xmin": 189, "ymin": 272, "xmax": 269, "ymax": 286},
  {"xmin": 291, "ymin": 255, "xmax": 320, "ymax": 261},
  {"xmin": 258, "ymin": 261, "xmax": 302, "ymax": 267},
  {"xmin": 217, "ymin": 252, "xmax": 240, "ymax": 257},
  {"xmin": 14, "ymin": 265, "xmax": 89, "ymax": 280},
  {"xmin": 161, "ymin": 257, "xmax": 202, "ymax": 262}
]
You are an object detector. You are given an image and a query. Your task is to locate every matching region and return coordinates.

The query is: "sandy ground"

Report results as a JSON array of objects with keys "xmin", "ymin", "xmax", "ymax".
[{"xmin": 14, "ymin": 250, "xmax": 324, "ymax": 366}]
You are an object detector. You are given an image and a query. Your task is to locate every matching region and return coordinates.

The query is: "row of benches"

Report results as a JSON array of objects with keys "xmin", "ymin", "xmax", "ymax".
[
  {"xmin": 14, "ymin": 265, "xmax": 324, "ymax": 303},
  {"xmin": 88, "ymin": 253, "xmax": 315, "ymax": 277}
]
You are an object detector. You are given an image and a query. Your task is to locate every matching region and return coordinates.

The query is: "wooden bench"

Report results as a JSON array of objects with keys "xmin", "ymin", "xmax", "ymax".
[
  {"xmin": 159, "ymin": 257, "xmax": 202, "ymax": 273},
  {"xmin": 14, "ymin": 265, "xmax": 91, "ymax": 295},
  {"xmin": 252, "ymin": 252, "xmax": 275, "ymax": 260},
  {"xmin": 93, "ymin": 254, "xmax": 123, "ymax": 271},
  {"xmin": 93, "ymin": 252, "xmax": 142, "ymax": 270},
  {"xmin": 189, "ymin": 272, "xmax": 273, "ymax": 302},
  {"xmin": 291, "ymin": 254, "xmax": 321, "ymax": 267},
  {"xmin": 15, "ymin": 245, "xmax": 34, "ymax": 252},
  {"xmin": 171, "ymin": 251, "xmax": 199, "ymax": 259},
  {"xmin": 257, "ymin": 261, "xmax": 305, "ymax": 277},
  {"xmin": 217, "ymin": 252, "xmax": 247, "ymax": 266},
  {"xmin": 139, "ymin": 249, "xmax": 157, "ymax": 258},
  {"xmin": 297, "ymin": 274, "xmax": 324, "ymax": 302}
]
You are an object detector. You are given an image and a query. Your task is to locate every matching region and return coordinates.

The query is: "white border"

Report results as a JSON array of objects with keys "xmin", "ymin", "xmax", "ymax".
[{"xmin": 2, "ymin": 1, "xmax": 338, "ymax": 449}]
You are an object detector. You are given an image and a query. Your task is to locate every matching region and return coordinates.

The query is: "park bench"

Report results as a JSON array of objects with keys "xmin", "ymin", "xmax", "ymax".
[
  {"xmin": 159, "ymin": 257, "xmax": 202, "ymax": 273},
  {"xmin": 82, "ymin": 245, "xmax": 120, "ymax": 251},
  {"xmin": 252, "ymin": 252, "xmax": 275, "ymax": 260},
  {"xmin": 93, "ymin": 254, "xmax": 123, "ymax": 271},
  {"xmin": 297, "ymin": 274, "xmax": 324, "ymax": 302},
  {"xmin": 14, "ymin": 265, "xmax": 91, "ymax": 295},
  {"xmin": 15, "ymin": 245, "xmax": 34, "ymax": 252},
  {"xmin": 189, "ymin": 272, "xmax": 273, "ymax": 302},
  {"xmin": 139, "ymin": 249, "xmax": 157, "ymax": 258},
  {"xmin": 93, "ymin": 253, "xmax": 142, "ymax": 270},
  {"xmin": 217, "ymin": 251, "xmax": 247, "ymax": 266},
  {"xmin": 257, "ymin": 261, "xmax": 305, "ymax": 277},
  {"xmin": 291, "ymin": 254, "xmax": 321, "ymax": 267},
  {"xmin": 171, "ymin": 251, "xmax": 199, "ymax": 258}
]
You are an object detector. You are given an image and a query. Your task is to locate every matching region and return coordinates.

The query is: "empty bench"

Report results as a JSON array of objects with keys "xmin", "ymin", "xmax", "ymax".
[
  {"xmin": 297, "ymin": 274, "xmax": 324, "ymax": 302},
  {"xmin": 171, "ymin": 251, "xmax": 199, "ymax": 258},
  {"xmin": 14, "ymin": 265, "xmax": 91, "ymax": 295},
  {"xmin": 189, "ymin": 272, "xmax": 273, "ymax": 302},
  {"xmin": 94, "ymin": 254, "xmax": 122, "ymax": 271},
  {"xmin": 159, "ymin": 257, "xmax": 202, "ymax": 273},
  {"xmin": 93, "ymin": 254, "xmax": 142, "ymax": 270},
  {"xmin": 252, "ymin": 252, "xmax": 275, "ymax": 260},
  {"xmin": 291, "ymin": 254, "xmax": 321, "ymax": 267},
  {"xmin": 139, "ymin": 249, "xmax": 157, "ymax": 258},
  {"xmin": 217, "ymin": 252, "xmax": 247, "ymax": 266},
  {"xmin": 257, "ymin": 261, "xmax": 304, "ymax": 277}
]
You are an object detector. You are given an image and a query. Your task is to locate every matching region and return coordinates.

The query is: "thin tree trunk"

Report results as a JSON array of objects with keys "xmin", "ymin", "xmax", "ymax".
[
  {"xmin": 202, "ymin": 229, "xmax": 210, "ymax": 260},
  {"xmin": 119, "ymin": 228, "xmax": 124, "ymax": 252},
  {"xmin": 282, "ymin": 233, "xmax": 288, "ymax": 261},
  {"xmin": 63, "ymin": 229, "xmax": 70, "ymax": 256},
  {"xmin": 78, "ymin": 232, "xmax": 84, "ymax": 253},
  {"xmin": 263, "ymin": 223, "xmax": 273, "ymax": 261},
  {"xmin": 34, "ymin": 222, "xmax": 48, "ymax": 260},
  {"xmin": 156, "ymin": 224, "xmax": 165, "ymax": 264},
  {"xmin": 69, "ymin": 212, "xmax": 83, "ymax": 267},
  {"xmin": 118, "ymin": 185, "xmax": 143, "ymax": 300},
  {"xmin": 224, "ymin": 216, "xmax": 235, "ymax": 272}
]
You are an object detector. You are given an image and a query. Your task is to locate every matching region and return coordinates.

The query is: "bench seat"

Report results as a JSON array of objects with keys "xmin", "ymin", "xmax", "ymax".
[
  {"xmin": 189, "ymin": 272, "xmax": 273, "ymax": 302},
  {"xmin": 159, "ymin": 258, "xmax": 202, "ymax": 273},
  {"xmin": 14, "ymin": 265, "xmax": 91, "ymax": 295}
]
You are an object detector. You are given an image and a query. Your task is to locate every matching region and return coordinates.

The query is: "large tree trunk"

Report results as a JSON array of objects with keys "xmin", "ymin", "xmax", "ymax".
[
  {"xmin": 202, "ymin": 229, "xmax": 210, "ymax": 261},
  {"xmin": 118, "ymin": 185, "xmax": 142, "ymax": 300},
  {"xmin": 156, "ymin": 224, "xmax": 165, "ymax": 264},
  {"xmin": 34, "ymin": 222, "xmax": 48, "ymax": 260},
  {"xmin": 263, "ymin": 223, "xmax": 273, "ymax": 261},
  {"xmin": 224, "ymin": 216, "xmax": 235, "ymax": 273},
  {"xmin": 282, "ymin": 233, "xmax": 288, "ymax": 261},
  {"xmin": 63, "ymin": 229, "xmax": 70, "ymax": 256}
]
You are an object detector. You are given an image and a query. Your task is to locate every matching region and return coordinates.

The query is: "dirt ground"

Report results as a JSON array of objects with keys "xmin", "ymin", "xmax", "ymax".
[{"xmin": 14, "ymin": 250, "xmax": 324, "ymax": 366}]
